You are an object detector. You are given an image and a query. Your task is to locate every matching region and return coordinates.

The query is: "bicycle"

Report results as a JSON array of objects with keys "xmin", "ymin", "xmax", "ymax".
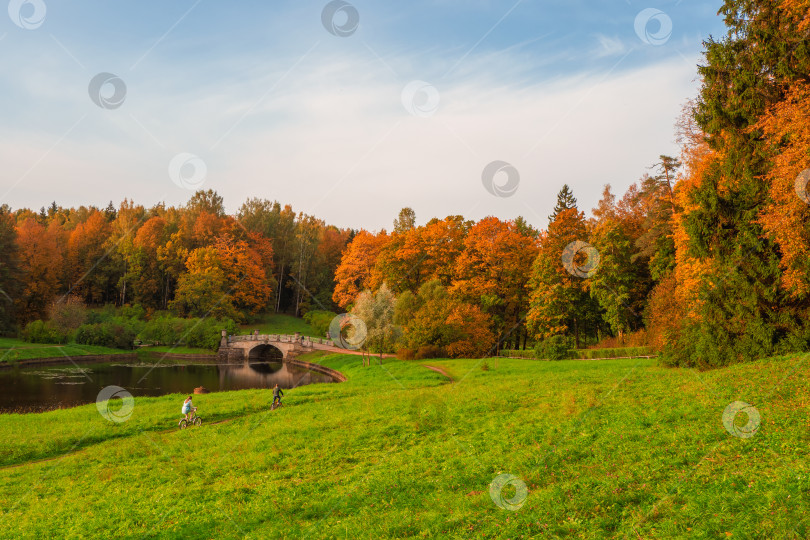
[
  {"xmin": 179, "ymin": 411, "xmax": 202, "ymax": 429},
  {"xmin": 271, "ymin": 398, "xmax": 283, "ymax": 411}
]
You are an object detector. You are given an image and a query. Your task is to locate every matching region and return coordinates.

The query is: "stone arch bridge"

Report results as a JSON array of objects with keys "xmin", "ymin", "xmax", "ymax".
[{"xmin": 216, "ymin": 331, "xmax": 339, "ymax": 363}]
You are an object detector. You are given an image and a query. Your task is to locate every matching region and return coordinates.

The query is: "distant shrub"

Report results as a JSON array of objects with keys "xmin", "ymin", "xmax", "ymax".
[
  {"xmin": 571, "ymin": 347, "xmax": 651, "ymax": 360},
  {"xmin": 508, "ymin": 342, "xmax": 653, "ymax": 361},
  {"xmin": 138, "ymin": 315, "xmax": 237, "ymax": 351},
  {"xmin": 445, "ymin": 339, "xmax": 489, "ymax": 359},
  {"xmin": 86, "ymin": 304, "xmax": 116, "ymax": 324},
  {"xmin": 303, "ymin": 310, "xmax": 337, "ymax": 337},
  {"xmin": 74, "ymin": 322, "xmax": 136, "ymax": 349},
  {"xmin": 414, "ymin": 345, "xmax": 446, "ymax": 360},
  {"xmin": 119, "ymin": 304, "xmax": 146, "ymax": 321},
  {"xmin": 48, "ymin": 301, "xmax": 87, "ymax": 336},
  {"xmin": 535, "ymin": 335, "xmax": 573, "ymax": 361},
  {"xmin": 589, "ymin": 329, "xmax": 649, "ymax": 350},
  {"xmin": 138, "ymin": 316, "xmax": 191, "ymax": 347},
  {"xmin": 397, "ymin": 348, "xmax": 415, "ymax": 360},
  {"xmin": 499, "ymin": 349, "xmax": 535, "ymax": 359},
  {"xmin": 22, "ymin": 320, "xmax": 70, "ymax": 344},
  {"xmin": 85, "ymin": 304, "xmax": 146, "ymax": 335},
  {"xmin": 185, "ymin": 317, "xmax": 238, "ymax": 350}
]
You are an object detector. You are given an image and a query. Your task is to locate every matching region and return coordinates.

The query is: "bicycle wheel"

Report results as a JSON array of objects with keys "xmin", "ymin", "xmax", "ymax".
[
  {"xmin": 194, "ymin": 416, "xmax": 202, "ymax": 426},
  {"xmin": 179, "ymin": 419, "xmax": 188, "ymax": 430}
]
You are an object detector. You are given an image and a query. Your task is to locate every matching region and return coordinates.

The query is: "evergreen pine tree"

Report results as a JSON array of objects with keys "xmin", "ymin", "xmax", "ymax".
[
  {"xmin": 549, "ymin": 184, "xmax": 578, "ymax": 223},
  {"xmin": 674, "ymin": 0, "xmax": 810, "ymax": 365}
]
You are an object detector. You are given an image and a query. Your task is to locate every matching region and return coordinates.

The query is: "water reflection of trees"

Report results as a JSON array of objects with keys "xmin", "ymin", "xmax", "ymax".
[
  {"xmin": 0, "ymin": 361, "xmax": 335, "ymax": 412},
  {"xmin": 218, "ymin": 362, "xmax": 334, "ymax": 390}
]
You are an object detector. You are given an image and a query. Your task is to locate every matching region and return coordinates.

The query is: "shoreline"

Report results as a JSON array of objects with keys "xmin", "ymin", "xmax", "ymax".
[
  {"xmin": 0, "ymin": 353, "xmax": 139, "ymax": 370},
  {"xmin": 0, "ymin": 350, "xmax": 219, "ymax": 370}
]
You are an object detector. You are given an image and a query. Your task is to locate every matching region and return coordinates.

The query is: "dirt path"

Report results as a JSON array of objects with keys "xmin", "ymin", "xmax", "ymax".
[{"xmin": 423, "ymin": 365, "xmax": 454, "ymax": 382}]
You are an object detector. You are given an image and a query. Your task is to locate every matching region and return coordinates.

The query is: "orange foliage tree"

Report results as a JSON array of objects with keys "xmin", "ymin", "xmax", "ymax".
[
  {"xmin": 132, "ymin": 216, "xmax": 170, "ymax": 309},
  {"xmin": 757, "ymin": 81, "xmax": 810, "ymax": 298},
  {"xmin": 67, "ymin": 211, "xmax": 116, "ymax": 304},
  {"xmin": 375, "ymin": 215, "xmax": 470, "ymax": 295},
  {"xmin": 452, "ymin": 217, "xmax": 537, "ymax": 349},
  {"xmin": 171, "ymin": 234, "xmax": 274, "ymax": 321},
  {"xmin": 15, "ymin": 218, "xmax": 64, "ymax": 323},
  {"xmin": 394, "ymin": 280, "xmax": 494, "ymax": 358},
  {"xmin": 332, "ymin": 230, "xmax": 389, "ymax": 308}
]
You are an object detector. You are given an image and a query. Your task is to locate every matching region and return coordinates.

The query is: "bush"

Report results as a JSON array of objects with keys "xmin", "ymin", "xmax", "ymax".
[
  {"xmin": 49, "ymin": 301, "xmax": 88, "ymax": 335},
  {"xmin": 85, "ymin": 304, "xmax": 146, "ymax": 336},
  {"xmin": 74, "ymin": 322, "xmax": 136, "ymax": 349},
  {"xmin": 499, "ymin": 349, "xmax": 535, "ymax": 359},
  {"xmin": 397, "ymin": 348, "xmax": 415, "ymax": 360},
  {"xmin": 22, "ymin": 320, "xmax": 70, "ymax": 344},
  {"xmin": 185, "ymin": 318, "xmax": 238, "ymax": 350},
  {"xmin": 535, "ymin": 335, "xmax": 573, "ymax": 361},
  {"xmin": 138, "ymin": 315, "xmax": 237, "ymax": 351},
  {"xmin": 138, "ymin": 316, "xmax": 191, "ymax": 347},
  {"xmin": 414, "ymin": 345, "xmax": 446, "ymax": 360},
  {"xmin": 86, "ymin": 304, "xmax": 116, "ymax": 324},
  {"xmin": 303, "ymin": 310, "xmax": 337, "ymax": 337},
  {"xmin": 588, "ymin": 329, "xmax": 649, "ymax": 350},
  {"xmin": 570, "ymin": 347, "xmax": 651, "ymax": 360},
  {"xmin": 119, "ymin": 304, "xmax": 146, "ymax": 321}
]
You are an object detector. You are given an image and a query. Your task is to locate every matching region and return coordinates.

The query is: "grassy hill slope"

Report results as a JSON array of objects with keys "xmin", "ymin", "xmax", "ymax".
[
  {"xmin": 0, "ymin": 354, "xmax": 808, "ymax": 538},
  {"xmin": 238, "ymin": 313, "xmax": 318, "ymax": 337}
]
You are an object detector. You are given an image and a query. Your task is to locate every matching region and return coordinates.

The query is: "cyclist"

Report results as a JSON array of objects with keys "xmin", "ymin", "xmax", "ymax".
[
  {"xmin": 272, "ymin": 384, "xmax": 284, "ymax": 408},
  {"xmin": 182, "ymin": 395, "xmax": 197, "ymax": 421}
]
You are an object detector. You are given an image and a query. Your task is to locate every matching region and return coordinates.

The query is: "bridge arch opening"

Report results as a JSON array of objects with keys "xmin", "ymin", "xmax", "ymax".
[{"xmin": 248, "ymin": 344, "xmax": 284, "ymax": 363}]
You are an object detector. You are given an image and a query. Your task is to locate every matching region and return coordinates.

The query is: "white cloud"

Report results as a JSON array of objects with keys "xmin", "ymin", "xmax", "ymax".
[
  {"xmin": 0, "ymin": 46, "xmax": 701, "ymax": 232},
  {"xmin": 593, "ymin": 34, "xmax": 628, "ymax": 58}
]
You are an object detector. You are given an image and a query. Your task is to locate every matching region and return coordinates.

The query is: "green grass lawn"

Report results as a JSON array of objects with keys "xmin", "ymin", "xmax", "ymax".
[
  {"xmin": 239, "ymin": 313, "xmax": 318, "ymax": 337},
  {"xmin": 0, "ymin": 353, "xmax": 808, "ymax": 538},
  {"xmin": 0, "ymin": 338, "xmax": 132, "ymax": 363}
]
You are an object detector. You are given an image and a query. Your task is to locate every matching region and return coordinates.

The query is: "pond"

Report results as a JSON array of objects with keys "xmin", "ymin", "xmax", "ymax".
[{"xmin": 0, "ymin": 359, "xmax": 336, "ymax": 413}]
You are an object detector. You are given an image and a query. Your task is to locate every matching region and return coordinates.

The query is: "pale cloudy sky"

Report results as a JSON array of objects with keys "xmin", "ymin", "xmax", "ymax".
[{"xmin": 0, "ymin": 0, "xmax": 726, "ymax": 231}]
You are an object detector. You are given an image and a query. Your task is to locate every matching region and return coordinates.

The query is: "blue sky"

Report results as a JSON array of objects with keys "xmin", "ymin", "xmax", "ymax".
[{"xmin": 0, "ymin": 0, "xmax": 727, "ymax": 231}]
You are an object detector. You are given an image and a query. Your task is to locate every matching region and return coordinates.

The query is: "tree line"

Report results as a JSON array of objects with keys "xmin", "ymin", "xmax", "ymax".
[
  {"xmin": 0, "ymin": 190, "xmax": 352, "ymax": 329},
  {"xmin": 335, "ymin": 0, "xmax": 810, "ymax": 366},
  {"xmin": 0, "ymin": 0, "xmax": 807, "ymax": 367}
]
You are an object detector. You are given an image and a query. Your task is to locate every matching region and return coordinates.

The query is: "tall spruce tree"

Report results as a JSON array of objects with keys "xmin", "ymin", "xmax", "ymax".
[
  {"xmin": 549, "ymin": 184, "xmax": 578, "ymax": 222},
  {"xmin": 529, "ymin": 186, "xmax": 601, "ymax": 348},
  {"xmin": 675, "ymin": 0, "xmax": 810, "ymax": 365}
]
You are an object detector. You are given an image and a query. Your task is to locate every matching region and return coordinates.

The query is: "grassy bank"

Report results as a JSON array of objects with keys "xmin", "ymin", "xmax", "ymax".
[
  {"xmin": 0, "ymin": 353, "xmax": 808, "ymax": 538},
  {"xmin": 0, "ymin": 338, "xmax": 132, "ymax": 363}
]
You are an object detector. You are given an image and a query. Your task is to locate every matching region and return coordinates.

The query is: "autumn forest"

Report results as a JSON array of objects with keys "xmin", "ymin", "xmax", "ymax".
[{"xmin": 1, "ymin": 0, "xmax": 809, "ymax": 368}]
